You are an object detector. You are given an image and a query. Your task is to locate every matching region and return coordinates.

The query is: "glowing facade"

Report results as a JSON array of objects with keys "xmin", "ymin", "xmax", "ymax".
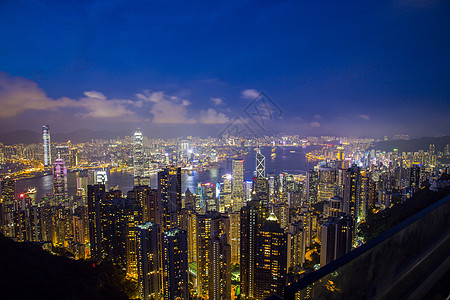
[
  {"xmin": 42, "ymin": 125, "xmax": 51, "ymax": 167},
  {"xmin": 232, "ymin": 159, "xmax": 244, "ymax": 211},
  {"xmin": 133, "ymin": 130, "xmax": 145, "ymax": 186}
]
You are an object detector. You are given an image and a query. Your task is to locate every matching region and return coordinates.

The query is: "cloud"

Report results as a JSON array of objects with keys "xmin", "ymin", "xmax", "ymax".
[
  {"xmin": 0, "ymin": 72, "xmax": 78, "ymax": 118},
  {"xmin": 198, "ymin": 109, "xmax": 230, "ymax": 124},
  {"xmin": 0, "ymin": 73, "xmax": 138, "ymax": 120},
  {"xmin": 210, "ymin": 97, "xmax": 224, "ymax": 105},
  {"xmin": 77, "ymin": 91, "xmax": 137, "ymax": 119},
  {"xmin": 241, "ymin": 89, "xmax": 260, "ymax": 100},
  {"xmin": 136, "ymin": 90, "xmax": 196, "ymax": 124},
  {"xmin": 359, "ymin": 114, "xmax": 371, "ymax": 120},
  {"xmin": 310, "ymin": 121, "xmax": 321, "ymax": 127},
  {"xmin": 314, "ymin": 114, "xmax": 322, "ymax": 119},
  {"xmin": 0, "ymin": 73, "xmax": 228, "ymax": 125}
]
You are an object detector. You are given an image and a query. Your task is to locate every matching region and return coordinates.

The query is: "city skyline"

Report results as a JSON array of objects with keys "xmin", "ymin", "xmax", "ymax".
[{"xmin": 1, "ymin": 1, "xmax": 449, "ymax": 138}]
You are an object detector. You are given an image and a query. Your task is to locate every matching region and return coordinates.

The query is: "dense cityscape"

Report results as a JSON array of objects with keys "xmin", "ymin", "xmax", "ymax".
[
  {"xmin": 1, "ymin": 1, "xmax": 449, "ymax": 299},
  {"xmin": 0, "ymin": 126, "xmax": 449, "ymax": 299}
]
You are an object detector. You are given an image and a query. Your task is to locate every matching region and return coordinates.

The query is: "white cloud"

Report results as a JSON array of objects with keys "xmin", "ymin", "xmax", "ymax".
[
  {"xmin": 310, "ymin": 121, "xmax": 321, "ymax": 127},
  {"xmin": 77, "ymin": 92, "xmax": 137, "ymax": 119},
  {"xmin": 0, "ymin": 73, "xmax": 138, "ymax": 120},
  {"xmin": 137, "ymin": 90, "xmax": 196, "ymax": 124},
  {"xmin": 198, "ymin": 109, "xmax": 230, "ymax": 124},
  {"xmin": 314, "ymin": 114, "xmax": 322, "ymax": 119},
  {"xmin": 241, "ymin": 89, "xmax": 260, "ymax": 100},
  {"xmin": 210, "ymin": 97, "xmax": 224, "ymax": 105},
  {"xmin": 0, "ymin": 72, "xmax": 78, "ymax": 118},
  {"xmin": 359, "ymin": 114, "xmax": 371, "ymax": 120}
]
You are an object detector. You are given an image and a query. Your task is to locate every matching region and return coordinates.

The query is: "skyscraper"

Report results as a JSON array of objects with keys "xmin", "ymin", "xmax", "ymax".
[
  {"xmin": 42, "ymin": 125, "xmax": 51, "ymax": 167},
  {"xmin": 87, "ymin": 184, "xmax": 107, "ymax": 261},
  {"xmin": 196, "ymin": 212, "xmax": 230, "ymax": 298},
  {"xmin": 1, "ymin": 176, "xmax": 15, "ymax": 237},
  {"xmin": 256, "ymin": 149, "xmax": 265, "ymax": 178},
  {"xmin": 162, "ymin": 229, "xmax": 189, "ymax": 300},
  {"xmin": 133, "ymin": 130, "xmax": 145, "ymax": 186},
  {"xmin": 209, "ymin": 233, "xmax": 231, "ymax": 300},
  {"xmin": 136, "ymin": 222, "xmax": 161, "ymax": 299},
  {"xmin": 320, "ymin": 216, "xmax": 353, "ymax": 267},
  {"xmin": 240, "ymin": 200, "xmax": 264, "ymax": 299},
  {"xmin": 306, "ymin": 170, "xmax": 318, "ymax": 204},
  {"xmin": 318, "ymin": 166, "xmax": 337, "ymax": 202},
  {"xmin": 255, "ymin": 213, "xmax": 288, "ymax": 299},
  {"xmin": 232, "ymin": 159, "xmax": 244, "ymax": 211},
  {"xmin": 158, "ymin": 166, "xmax": 181, "ymax": 231},
  {"xmin": 52, "ymin": 158, "xmax": 68, "ymax": 205},
  {"xmin": 343, "ymin": 165, "xmax": 361, "ymax": 223}
]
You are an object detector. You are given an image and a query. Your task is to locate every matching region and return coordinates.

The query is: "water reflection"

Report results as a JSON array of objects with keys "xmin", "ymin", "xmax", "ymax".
[{"xmin": 15, "ymin": 146, "xmax": 315, "ymax": 200}]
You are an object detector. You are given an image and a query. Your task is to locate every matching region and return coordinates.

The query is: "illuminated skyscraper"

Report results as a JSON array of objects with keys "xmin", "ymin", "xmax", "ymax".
[
  {"xmin": 306, "ymin": 170, "xmax": 318, "ymax": 204},
  {"xmin": 136, "ymin": 222, "xmax": 161, "ymax": 299},
  {"xmin": 256, "ymin": 149, "xmax": 265, "ymax": 178},
  {"xmin": 253, "ymin": 177, "xmax": 269, "ymax": 206},
  {"xmin": 158, "ymin": 166, "xmax": 181, "ymax": 231},
  {"xmin": 255, "ymin": 213, "xmax": 288, "ymax": 299},
  {"xmin": 196, "ymin": 212, "xmax": 230, "ymax": 298},
  {"xmin": 133, "ymin": 130, "xmax": 145, "ymax": 186},
  {"xmin": 221, "ymin": 174, "xmax": 232, "ymax": 211},
  {"xmin": 320, "ymin": 216, "xmax": 353, "ymax": 267},
  {"xmin": 162, "ymin": 229, "xmax": 189, "ymax": 300},
  {"xmin": 42, "ymin": 125, "xmax": 51, "ymax": 167},
  {"xmin": 343, "ymin": 165, "xmax": 361, "ymax": 223},
  {"xmin": 318, "ymin": 166, "xmax": 336, "ymax": 202},
  {"xmin": 232, "ymin": 159, "xmax": 244, "ymax": 211},
  {"xmin": 1, "ymin": 176, "xmax": 15, "ymax": 237},
  {"xmin": 240, "ymin": 200, "xmax": 267, "ymax": 299},
  {"xmin": 87, "ymin": 184, "xmax": 106, "ymax": 261},
  {"xmin": 52, "ymin": 158, "xmax": 68, "ymax": 205},
  {"xmin": 209, "ymin": 233, "xmax": 231, "ymax": 300}
]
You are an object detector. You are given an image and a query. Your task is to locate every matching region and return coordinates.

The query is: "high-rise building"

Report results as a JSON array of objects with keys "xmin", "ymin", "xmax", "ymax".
[
  {"xmin": 196, "ymin": 212, "xmax": 230, "ymax": 298},
  {"xmin": 256, "ymin": 149, "xmax": 265, "ymax": 178},
  {"xmin": 343, "ymin": 165, "xmax": 361, "ymax": 223},
  {"xmin": 53, "ymin": 158, "xmax": 68, "ymax": 205},
  {"xmin": 125, "ymin": 200, "xmax": 143, "ymax": 279},
  {"xmin": 255, "ymin": 213, "xmax": 288, "ymax": 299},
  {"xmin": 320, "ymin": 216, "xmax": 353, "ymax": 267},
  {"xmin": 162, "ymin": 228, "xmax": 189, "ymax": 300},
  {"xmin": 287, "ymin": 221, "xmax": 306, "ymax": 272},
  {"xmin": 158, "ymin": 166, "xmax": 181, "ymax": 231},
  {"xmin": 198, "ymin": 182, "xmax": 218, "ymax": 212},
  {"xmin": 1, "ymin": 176, "xmax": 15, "ymax": 237},
  {"xmin": 209, "ymin": 233, "xmax": 231, "ymax": 300},
  {"xmin": 87, "ymin": 184, "xmax": 107, "ymax": 261},
  {"xmin": 240, "ymin": 199, "xmax": 267, "ymax": 299},
  {"xmin": 136, "ymin": 222, "xmax": 161, "ymax": 299},
  {"xmin": 229, "ymin": 211, "xmax": 241, "ymax": 265},
  {"xmin": 221, "ymin": 174, "xmax": 232, "ymax": 211},
  {"xmin": 318, "ymin": 166, "xmax": 336, "ymax": 202},
  {"xmin": 232, "ymin": 159, "xmax": 244, "ymax": 211},
  {"xmin": 133, "ymin": 130, "xmax": 145, "ymax": 186},
  {"xmin": 252, "ymin": 177, "xmax": 269, "ymax": 206},
  {"xmin": 306, "ymin": 170, "xmax": 318, "ymax": 204},
  {"xmin": 127, "ymin": 186, "xmax": 158, "ymax": 223},
  {"xmin": 42, "ymin": 125, "xmax": 51, "ymax": 167},
  {"xmin": 409, "ymin": 165, "xmax": 421, "ymax": 193},
  {"xmin": 95, "ymin": 170, "xmax": 108, "ymax": 189}
]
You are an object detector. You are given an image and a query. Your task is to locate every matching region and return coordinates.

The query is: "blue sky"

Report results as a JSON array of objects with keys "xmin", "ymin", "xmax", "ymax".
[{"xmin": 0, "ymin": 0, "xmax": 449, "ymax": 138}]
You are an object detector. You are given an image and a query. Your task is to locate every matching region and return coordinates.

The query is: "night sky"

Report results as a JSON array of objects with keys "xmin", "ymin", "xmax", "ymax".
[{"xmin": 0, "ymin": 0, "xmax": 449, "ymax": 138}]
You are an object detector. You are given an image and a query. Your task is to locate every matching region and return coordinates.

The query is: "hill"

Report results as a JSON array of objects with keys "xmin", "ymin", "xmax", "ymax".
[
  {"xmin": 0, "ymin": 235, "xmax": 135, "ymax": 299},
  {"xmin": 372, "ymin": 135, "xmax": 450, "ymax": 153}
]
